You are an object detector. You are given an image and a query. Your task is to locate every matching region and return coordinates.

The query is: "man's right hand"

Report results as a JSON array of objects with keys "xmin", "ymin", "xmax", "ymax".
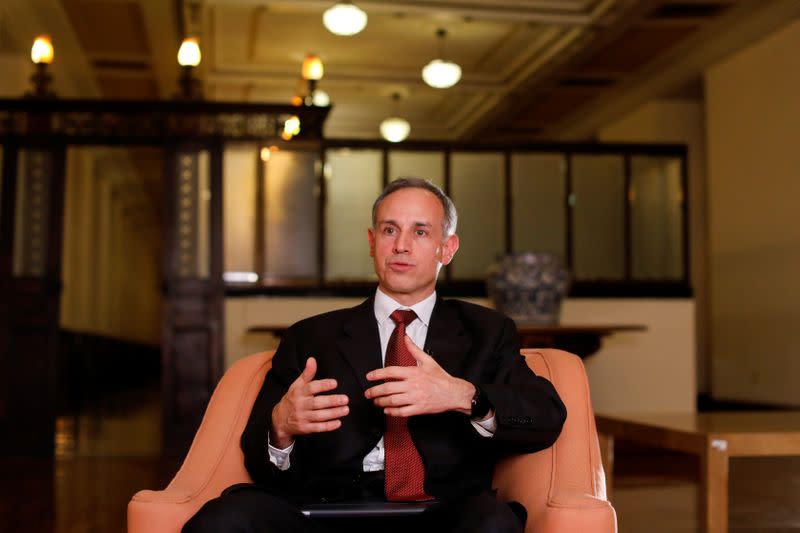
[{"xmin": 270, "ymin": 357, "xmax": 349, "ymax": 449}]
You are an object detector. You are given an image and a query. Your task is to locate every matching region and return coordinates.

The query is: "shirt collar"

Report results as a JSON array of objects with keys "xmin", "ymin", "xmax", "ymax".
[{"xmin": 374, "ymin": 288, "xmax": 437, "ymax": 328}]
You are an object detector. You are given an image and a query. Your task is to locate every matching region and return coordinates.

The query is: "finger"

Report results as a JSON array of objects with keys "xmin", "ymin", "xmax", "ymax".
[
  {"xmin": 307, "ymin": 405, "xmax": 349, "ymax": 422},
  {"xmin": 309, "ymin": 394, "xmax": 349, "ymax": 410},
  {"xmin": 299, "ymin": 357, "xmax": 317, "ymax": 384},
  {"xmin": 364, "ymin": 381, "xmax": 405, "ymax": 399},
  {"xmin": 373, "ymin": 393, "xmax": 412, "ymax": 408},
  {"xmin": 384, "ymin": 406, "xmax": 416, "ymax": 418},
  {"xmin": 367, "ymin": 366, "xmax": 413, "ymax": 381},
  {"xmin": 404, "ymin": 335, "xmax": 431, "ymax": 364},
  {"xmin": 302, "ymin": 419, "xmax": 343, "ymax": 434},
  {"xmin": 305, "ymin": 378, "xmax": 338, "ymax": 395}
]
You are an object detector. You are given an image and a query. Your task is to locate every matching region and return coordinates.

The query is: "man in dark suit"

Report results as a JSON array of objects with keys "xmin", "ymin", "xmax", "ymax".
[{"xmin": 184, "ymin": 177, "xmax": 567, "ymax": 532}]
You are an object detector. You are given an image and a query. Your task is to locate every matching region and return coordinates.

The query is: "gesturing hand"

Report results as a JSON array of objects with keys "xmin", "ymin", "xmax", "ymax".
[
  {"xmin": 365, "ymin": 335, "xmax": 475, "ymax": 418},
  {"xmin": 270, "ymin": 357, "xmax": 349, "ymax": 449}
]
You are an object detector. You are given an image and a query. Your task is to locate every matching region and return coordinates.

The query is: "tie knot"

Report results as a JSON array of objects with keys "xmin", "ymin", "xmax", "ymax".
[{"xmin": 390, "ymin": 309, "xmax": 417, "ymax": 327}]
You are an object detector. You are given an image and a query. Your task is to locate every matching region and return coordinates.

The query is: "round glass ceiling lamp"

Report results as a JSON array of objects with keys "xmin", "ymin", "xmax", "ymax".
[
  {"xmin": 323, "ymin": 2, "xmax": 368, "ymax": 36},
  {"xmin": 422, "ymin": 59, "xmax": 461, "ymax": 89},
  {"xmin": 380, "ymin": 117, "xmax": 410, "ymax": 143},
  {"xmin": 312, "ymin": 89, "xmax": 331, "ymax": 107}
]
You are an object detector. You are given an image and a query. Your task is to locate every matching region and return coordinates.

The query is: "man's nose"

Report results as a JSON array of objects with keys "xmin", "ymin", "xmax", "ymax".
[{"xmin": 393, "ymin": 231, "xmax": 411, "ymax": 253}]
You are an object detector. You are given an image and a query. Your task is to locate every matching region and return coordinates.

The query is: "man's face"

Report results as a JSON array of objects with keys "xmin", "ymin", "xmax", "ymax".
[{"xmin": 368, "ymin": 187, "xmax": 459, "ymax": 306}]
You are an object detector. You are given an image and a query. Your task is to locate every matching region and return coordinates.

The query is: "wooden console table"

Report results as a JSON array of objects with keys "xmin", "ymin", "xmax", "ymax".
[
  {"xmin": 247, "ymin": 324, "xmax": 645, "ymax": 359},
  {"xmin": 596, "ymin": 411, "xmax": 800, "ymax": 533},
  {"xmin": 514, "ymin": 324, "xmax": 646, "ymax": 358}
]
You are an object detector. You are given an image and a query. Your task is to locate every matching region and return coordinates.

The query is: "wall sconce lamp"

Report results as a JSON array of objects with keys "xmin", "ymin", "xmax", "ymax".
[
  {"xmin": 177, "ymin": 37, "xmax": 203, "ymax": 99},
  {"xmin": 27, "ymin": 35, "xmax": 56, "ymax": 98},
  {"xmin": 422, "ymin": 29, "xmax": 462, "ymax": 89},
  {"xmin": 379, "ymin": 93, "xmax": 411, "ymax": 143},
  {"xmin": 301, "ymin": 54, "xmax": 329, "ymax": 106}
]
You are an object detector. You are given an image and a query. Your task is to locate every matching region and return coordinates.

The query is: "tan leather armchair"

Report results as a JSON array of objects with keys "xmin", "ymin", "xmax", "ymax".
[{"xmin": 128, "ymin": 349, "xmax": 616, "ymax": 532}]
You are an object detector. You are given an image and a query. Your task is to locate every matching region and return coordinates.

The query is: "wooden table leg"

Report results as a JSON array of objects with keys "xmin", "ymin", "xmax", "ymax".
[
  {"xmin": 700, "ymin": 439, "xmax": 729, "ymax": 533},
  {"xmin": 598, "ymin": 432, "xmax": 614, "ymax": 501}
]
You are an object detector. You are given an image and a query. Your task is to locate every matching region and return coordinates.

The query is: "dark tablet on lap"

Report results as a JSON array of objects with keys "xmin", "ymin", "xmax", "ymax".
[{"xmin": 300, "ymin": 501, "xmax": 438, "ymax": 518}]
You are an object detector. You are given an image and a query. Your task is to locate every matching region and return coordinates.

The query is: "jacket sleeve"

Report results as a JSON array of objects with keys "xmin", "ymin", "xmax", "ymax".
[
  {"xmin": 240, "ymin": 323, "xmax": 305, "ymax": 488},
  {"xmin": 480, "ymin": 317, "xmax": 567, "ymax": 455}
]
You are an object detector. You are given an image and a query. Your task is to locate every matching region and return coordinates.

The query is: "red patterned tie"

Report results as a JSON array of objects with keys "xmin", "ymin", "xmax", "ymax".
[{"xmin": 384, "ymin": 309, "xmax": 432, "ymax": 501}]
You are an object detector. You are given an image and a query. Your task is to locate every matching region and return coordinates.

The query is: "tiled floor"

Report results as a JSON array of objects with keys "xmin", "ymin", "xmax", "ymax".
[{"xmin": 1, "ymin": 381, "xmax": 800, "ymax": 532}]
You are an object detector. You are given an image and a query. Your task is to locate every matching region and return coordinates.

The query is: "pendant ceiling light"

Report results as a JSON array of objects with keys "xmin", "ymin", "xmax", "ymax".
[
  {"xmin": 323, "ymin": 2, "xmax": 368, "ymax": 36},
  {"xmin": 380, "ymin": 93, "xmax": 410, "ymax": 143},
  {"xmin": 421, "ymin": 29, "xmax": 461, "ymax": 89}
]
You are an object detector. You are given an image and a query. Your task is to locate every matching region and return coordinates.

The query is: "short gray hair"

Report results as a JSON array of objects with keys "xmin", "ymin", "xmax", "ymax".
[{"xmin": 372, "ymin": 177, "xmax": 458, "ymax": 238}]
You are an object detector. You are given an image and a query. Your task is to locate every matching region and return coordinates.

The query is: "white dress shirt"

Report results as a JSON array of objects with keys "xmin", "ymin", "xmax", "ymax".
[{"xmin": 268, "ymin": 289, "xmax": 496, "ymax": 471}]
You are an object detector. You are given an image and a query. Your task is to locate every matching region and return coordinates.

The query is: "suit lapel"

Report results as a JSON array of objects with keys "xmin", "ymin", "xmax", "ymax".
[
  {"xmin": 336, "ymin": 297, "xmax": 383, "ymax": 392},
  {"xmin": 424, "ymin": 298, "xmax": 472, "ymax": 376}
]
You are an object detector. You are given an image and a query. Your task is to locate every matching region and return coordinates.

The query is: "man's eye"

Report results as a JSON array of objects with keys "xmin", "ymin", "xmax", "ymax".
[
  {"xmin": 415, "ymin": 230, "xmax": 427, "ymax": 236},
  {"xmin": 383, "ymin": 227, "xmax": 395, "ymax": 235}
]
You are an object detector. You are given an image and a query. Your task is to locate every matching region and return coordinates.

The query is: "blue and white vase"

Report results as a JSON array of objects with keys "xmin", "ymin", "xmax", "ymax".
[{"xmin": 486, "ymin": 252, "xmax": 570, "ymax": 325}]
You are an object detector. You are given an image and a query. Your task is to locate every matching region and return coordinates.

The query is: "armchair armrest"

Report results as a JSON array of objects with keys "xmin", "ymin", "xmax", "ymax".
[
  {"xmin": 493, "ymin": 349, "xmax": 617, "ymax": 533},
  {"xmin": 127, "ymin": 352, "xmax": 273, "ymax": 533}
]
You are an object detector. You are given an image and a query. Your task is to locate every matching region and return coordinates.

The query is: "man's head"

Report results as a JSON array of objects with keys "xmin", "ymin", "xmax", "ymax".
[{"xmin": 368, "ymin": 178, "xmax": 459, "ymax": 306}]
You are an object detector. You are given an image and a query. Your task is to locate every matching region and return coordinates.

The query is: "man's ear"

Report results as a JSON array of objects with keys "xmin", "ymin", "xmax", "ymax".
[
  {"xmin": 440, "ymin": 234, "xmax": 459, "ymax": 266},
  {"xmin": 367, "ymin": 227, "xmax": 376, "ymax": 258}
]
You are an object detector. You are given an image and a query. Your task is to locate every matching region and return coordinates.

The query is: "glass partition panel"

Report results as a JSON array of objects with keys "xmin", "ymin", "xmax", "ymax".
[
  {"xmin": 630, "ymin": 156, "xmax": 684, "ymax": 280},
  {"xmin": 388, "ymin": 151, "xmax": 444, "ymax": 188},
  {"xmin": 223, "ymin": 144, "xmax": 257, "ymax": 278},
  {"xmin": 571, "ymin": 155, "xmax": 625, "ymax": 280},
  {"xmin": 325, "ymin": 148, "xmax": 382, "ymax": 280},
  {"xmin": 450, "ymin": 152, "xmax": 504, "ymax": 279},
  {"xmin": 511, "ymin": 153, "xmax": 566, "ymax": 260},
  {"xmin": 265, "ymin": 150, "xmax": 319, "ymax": 279}
]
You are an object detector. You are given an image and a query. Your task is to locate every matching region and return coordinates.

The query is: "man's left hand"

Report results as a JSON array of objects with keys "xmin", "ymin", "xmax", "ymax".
[{"xmin": 365, "ymin": 335, "xmax": 475, "ymax": 417}]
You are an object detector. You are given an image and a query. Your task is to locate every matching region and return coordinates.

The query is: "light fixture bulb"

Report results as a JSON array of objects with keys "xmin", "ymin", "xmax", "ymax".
[
  {"xmin": 177, "ymin": 38, "xmax": 201, "ymax": 67},
  {"xmin": 301, "ymin": 54, "xmax": 324, "ymax": 80},
  {"xmin": 311, "ymin": 89, "xmax": 330, "ymax": 107},
  {"xmin": 284, "ymin": 115, "xmax": 301, "ymax": 137},
  {"xmin": 422, "ymin": 59, "xmax": 461, "ymax": 89},
  {"xmin": 31, "ymin": 35, "xmax": 54, "ymax": 65},
  {"xmin": 323, "ymin": 2, "xmax": 367, "ymax": 36},
  {"xmin": 380, "ymin": 117, "xmax": 410, "ymax": 143}
]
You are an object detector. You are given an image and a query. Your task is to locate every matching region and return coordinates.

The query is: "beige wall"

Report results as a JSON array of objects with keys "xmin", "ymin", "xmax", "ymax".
[
  {"xmin": 60, "ymin": 149, "xmax": 161, "ymax": 345},
  {"xmin": 226, "ymin": 296, "xmax": 696, "ymax": 414},
  {"xmin": 705, "ymin": 20, "xmax": 800, "ymax": 406},
  {"xmin": 598, "ymin": 99, "xmax": 708, "ymax": 394}
]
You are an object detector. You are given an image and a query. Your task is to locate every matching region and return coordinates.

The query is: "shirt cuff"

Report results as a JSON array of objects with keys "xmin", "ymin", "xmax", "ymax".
[
  {"xmin": 470, "ymin": 412, "xmax": 497, "ymax": 437},
  {"xmin": 268, "ymin": 433, "xmax": 294, "ymax": 471}
]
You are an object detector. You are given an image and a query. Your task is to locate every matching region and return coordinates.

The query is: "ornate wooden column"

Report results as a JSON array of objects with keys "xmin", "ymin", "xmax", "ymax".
[
  {"xmin": 0, "ymin": 142, "xmax": 66, "ymax": 455},
  {"xmin": 161, "ymin": 143, "xmax": 225, "ymax": 456}
]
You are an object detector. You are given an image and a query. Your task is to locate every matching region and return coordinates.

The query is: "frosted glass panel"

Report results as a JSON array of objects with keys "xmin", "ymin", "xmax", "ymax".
[
  {"xmin": 511, "ymin": 153, "xmax": 566, "ymax": 260},
  {"xmin": 572, "ymin": 155, "xmax": 624, "ymax": 280},
  {"xmin": 325, "ymin": 149, "xmax": 382, "ymax": 280},
  {"xmin": 450, "ymin": 152, "xmax": 504, "ymax": 279},
  {"xmin": 388, "ymin": 151, "xmax": 444, "ymax": 188},
  {"xmin": 223, "ymin": 144, "xmax": 257, "ymax": 275},
  {"xmin": 265, "ymin": 151, "xmax": 318, "ymax": 279},
  {"xmin": 630, "ymin": 156, "xmax": 684, "ymax": 280}
]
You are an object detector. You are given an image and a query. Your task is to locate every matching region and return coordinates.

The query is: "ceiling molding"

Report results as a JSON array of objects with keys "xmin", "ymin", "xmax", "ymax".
[
  {"xmin": 207, "ymin": 0, "xmax": 599, "ymax": 24},
  {"xmin": 545, "ymin": 0, "xmax": 800, "ymax": 140}
]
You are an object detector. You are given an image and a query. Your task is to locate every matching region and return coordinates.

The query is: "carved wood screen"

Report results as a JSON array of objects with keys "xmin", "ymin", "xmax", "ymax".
[{"xmin": 0, "ymin": 98, "xmax": 329, "ymax": 456}]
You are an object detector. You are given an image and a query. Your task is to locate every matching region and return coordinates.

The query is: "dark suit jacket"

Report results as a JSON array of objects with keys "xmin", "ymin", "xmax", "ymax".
[{"xmin": 241, "ymin": 296, "xmax": 567, "ymax": 502}]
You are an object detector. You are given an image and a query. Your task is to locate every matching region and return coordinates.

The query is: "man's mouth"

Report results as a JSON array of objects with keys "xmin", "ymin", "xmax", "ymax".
[{"xmin": 388, "ymin": 261, "xmax": 414, "ymax": 272}]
